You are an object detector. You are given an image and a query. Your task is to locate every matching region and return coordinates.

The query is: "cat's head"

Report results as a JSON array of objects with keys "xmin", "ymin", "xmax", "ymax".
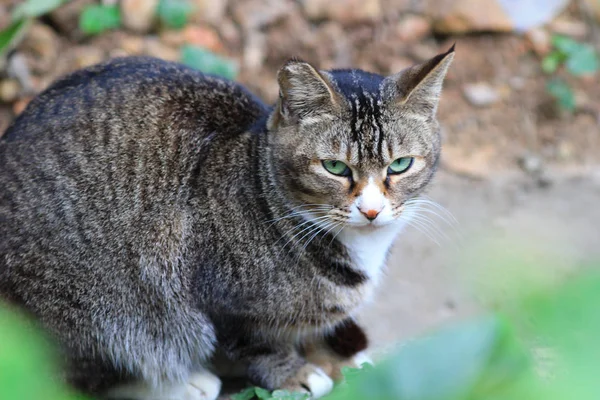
[{"xmin": 267, "ymin": 46, "xmax": 454, "ymax": 231}]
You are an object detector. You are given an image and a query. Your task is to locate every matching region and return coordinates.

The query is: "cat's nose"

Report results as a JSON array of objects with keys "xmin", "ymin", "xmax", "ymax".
[{"xmin": 360, "ymin": 208, "xmax": 381, "ymax": 221}]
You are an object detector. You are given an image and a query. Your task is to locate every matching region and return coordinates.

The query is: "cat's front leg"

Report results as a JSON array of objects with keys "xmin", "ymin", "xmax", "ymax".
[
  {"xmin": 302, "ymin": 319, "xmax": 373, "ymax": 381},
  {"xmin": 246, "ymin": 346, "xmax": 334, "ymax": 398}
]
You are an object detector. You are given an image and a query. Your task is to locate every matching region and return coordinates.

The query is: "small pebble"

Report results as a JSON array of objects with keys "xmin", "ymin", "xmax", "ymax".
[
  {"xmin": 462, "ymin": 83, "xmax": 501, "ymax": 107},
  {"xmin": 0, "ymin": 80, "xmax": 21, "ymax": 103}
]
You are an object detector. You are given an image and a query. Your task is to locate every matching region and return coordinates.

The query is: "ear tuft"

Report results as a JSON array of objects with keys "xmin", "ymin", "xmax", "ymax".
[
  {"xmin": 274, "ymin": 59, "xmax": 341, "ymax": 123},
  {"xmin": 383, "ymin": 45, "xmax": 455, "ymax": 114}
]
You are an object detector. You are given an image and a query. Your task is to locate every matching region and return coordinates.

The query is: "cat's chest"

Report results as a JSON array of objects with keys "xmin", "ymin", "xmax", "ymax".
[
  {"xmin": 337, "ymin": 224, "xmax": 402, "ymax": 286},
  {"xmin": 317, "ymin": 224, "xmax": 402, "ymax": 316}
]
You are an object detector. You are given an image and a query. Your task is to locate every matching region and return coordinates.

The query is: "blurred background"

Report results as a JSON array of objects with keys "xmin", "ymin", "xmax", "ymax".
[{"xmin": 1, "ymin": 0, "xmax": 600, "ymax": 365}]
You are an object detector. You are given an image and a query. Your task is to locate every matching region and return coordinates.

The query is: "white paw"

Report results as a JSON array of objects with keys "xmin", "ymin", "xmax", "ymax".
[
  {"xmin": 186, "ymin": 370, "xmax": 222, "ymax": 400},
  {"xmin": 352, "ymin": 351, "xmax": 374, "ymax": 368},
  {"xmin": 104, "ymin": 369, "xmax": 221, "ymax": 400},
  {"xmin": 306, "ymin": 367, "xmax": 334, "ymax": 399}
]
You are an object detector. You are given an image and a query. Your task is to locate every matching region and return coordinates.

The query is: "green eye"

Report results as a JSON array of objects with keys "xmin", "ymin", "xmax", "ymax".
[
  {"xmin": 388, "ymin": 157, "xmax": 414, "ymax": 174},
  {"xmin": 322, "ymin": 160, "xmax": 351, "ymax": 177}
]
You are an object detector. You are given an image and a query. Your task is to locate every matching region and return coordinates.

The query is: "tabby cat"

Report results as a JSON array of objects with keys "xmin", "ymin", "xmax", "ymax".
[{"xmin": 0, "ymin": 46, "xmax": 454, "ymax": 399}]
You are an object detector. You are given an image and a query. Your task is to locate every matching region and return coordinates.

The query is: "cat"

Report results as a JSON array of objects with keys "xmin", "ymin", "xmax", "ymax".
[{"xmin": 0, "ymin": 45, "xmax": 454, "ymax": 399}]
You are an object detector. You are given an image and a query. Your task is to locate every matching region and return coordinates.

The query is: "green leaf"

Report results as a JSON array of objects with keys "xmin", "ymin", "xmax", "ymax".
[
  {"xmin": 551, "ymin": 35, "xmax": 584, "ymax": 56},
  {"xmin": 181, "ymin": 45, "xmax": 238, "ymax": 79},
  {"xmin": 12, "ymin": 0, "xmax": 64, "ymax": 20},
  {"xmin": 156, "ymin": 0, "xmax": 194, "ymax": 29},
  {"xmin": 0, "ymin": 19, "xmax": 29, "ymax": 58},
  {"xmin": 0, "ymin": 305, "xmax": 88, "ymax": 400},
  {"xmin": 541, "ymin": 51, "xmax": 564, "ymax": 74},
  {"xmin": 271, "ymin": 390, "xmax": 310, "ymax": 399},
  {"xmin": 565, "ymin": 45, "xmax": 599, "ymax": 76},
  {"xmin": 546, "ymin": 78, "xmax": 576, "ymax": 112},
  {"xmin": 231, "ymin": 387, "xmax": 258, "ymax": 400},
  {"xmin": 326, "ymin": 316, "xmax": 530, "ymax": 400},
  {"xmin": 254, "ymin": 387, "xmax": 272, "ymax": 399},
  {"xmin": 79, "ymin": 5, "xmax": 121, "ymax": 35}
]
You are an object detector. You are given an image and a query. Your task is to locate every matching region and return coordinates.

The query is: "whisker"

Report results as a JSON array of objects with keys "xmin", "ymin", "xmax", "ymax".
[
  {"xmin": 400, "ymin": 217, "xmax": 441, "ymax": 247},
  {"xmin": 274, "ymin": 215, "xmax": 332, "ymax": 247},
  {"xmin": 408, "ymin": 214, "xmax": 451, "ymax": 243},
  {"xmin": 263, "ymin": 208, "xmax": 331, "ymax": 225}
]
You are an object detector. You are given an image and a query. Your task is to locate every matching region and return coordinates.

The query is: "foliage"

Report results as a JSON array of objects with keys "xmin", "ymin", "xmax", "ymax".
[
  {"xmin": 231, "ymin": 387, "xmax": 310, "ymax": 400},
  {"xmin": 79, "ymin": 5, "xmax": 122, "ymax": 36},
  {"xmin": 0, "ymin": 19, "xmax": 29, "ymax": 58},
  {"xmin": 546, "ymin": 78, "xmax": 576, "ymax": 112},
  {"xmin": 0, "ymin": 306, "xmax": 88, "ymax": 400},
  {"xmin": 11, "ymin": 0, "xmax": 65, "ymax": 20},
  {"xmin": 181, "ymin": 45, "xmax": 238, "ymax": 79},
  {"xmin": 0, "ymin": 0, "xmax": 65, "ymax": 57},
  {"xmin": 156, "ymin": 0, "xmax": 194, "ymax": 30},
  {"xmin": 541, "ymin": 35, "xmax": 599, "ymax": 112}
]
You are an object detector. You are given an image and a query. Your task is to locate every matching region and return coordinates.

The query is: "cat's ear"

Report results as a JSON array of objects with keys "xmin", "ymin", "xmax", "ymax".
[
  {"xmin": 383, "ymin": 45, "xmax": 455, "ymax": 115},
  {"xmin": 270, "ymin": 59, "xmax": 342, "ymax": 127}
]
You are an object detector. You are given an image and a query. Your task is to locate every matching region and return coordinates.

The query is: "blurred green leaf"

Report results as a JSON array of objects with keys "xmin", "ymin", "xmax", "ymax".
[
  {"xmin": 271, "ymin": 389, "xmax": 310, "ymax": 399},
  {"xmin": 565, "ymin": 44, "xmax": 599, "ymax": 76},
  {"xmin": 0, "ymin": 305, "xmax": 87, "ymax": 400},
  {"xmin": 12, "ymin": 0, "xmax": 64, "ymax": 20},
  {"xmin": 546, "ymin": 78, "xmax": 576, "ymax": 112},
  {"xmin": 325, "ymin": 316, "xmax": 530, "ymax": 400},
  {"xmin": 541, "ymin": 51, "xmax": 564, "ymax": 74},
  {"xmin": 79, "ymin": 5, "xmax": 121, "ymax": 35},
  {"xmin": 231, "ymin": 387, "xmax": 258, "ymax": 400},
  {"xmin": 156, "ymin": 0, "xmax": 194, "ymax": 29},
  {"xmin": 551, "ymin": 35, "xmax": 584, "ymax": 56},
  {"xmin": 255, "ymin": 387, "xmax": 272, "ymax": 399},
  {"xmin": 0, "ymin": 19, "xmax": 29, "ymax": 58},
  {"xmin": 181, "ymin": 45, "xmax": 238, "ymax": 79}
]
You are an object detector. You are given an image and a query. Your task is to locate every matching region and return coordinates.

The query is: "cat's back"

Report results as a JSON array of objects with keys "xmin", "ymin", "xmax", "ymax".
[{"xmin": 0, "ymin": 56, "xmax": 267, "ymax": 272}]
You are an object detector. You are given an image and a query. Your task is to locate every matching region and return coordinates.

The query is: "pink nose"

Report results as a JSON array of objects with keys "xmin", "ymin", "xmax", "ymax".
[{"xmin": 361, "ymin": 209, "xmax": 380, "ymax": 221}]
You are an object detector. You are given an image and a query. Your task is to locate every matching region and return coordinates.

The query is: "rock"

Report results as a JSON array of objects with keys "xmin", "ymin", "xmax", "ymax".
[
  {"xmin": 497, "ymin": 0, "xmax": 569, "ymax": 32},
  {"xmin": 302, "ymin": 0, "xmax": 382, "ymax": 25},
  {"xmin": 49, "ymin": 0, "xmax": 95, "ymax": 36},
  {"xmin": 427, "ymin": 0, "xmax": 569, "ymax": 34},
  {"xmin": 518, "ymin": 153, "xmax": 543, "ymax": 175},
  {"xmin": 121, "ymin": 0, "xmax": 158, "ymax": 33},
  {"xmin": 0, "ymin": 5, "xmax": 10, "ymax": 31},
  {"xmin": 0, "ymin": 107, "xmax": 11, "ymax": 136},
  {"xmin": 0, "ymin": 79, "xmax": 21, "ymax": 103},
  {"xmin": 462, "ymin": 83, "xmax": 501, "ymax": 107},
  {"xmin": 549, "ymin": 17, "xmax": 588, "ymax": 39},
  {"xmin": 242, "ymin": 32, "xmax": 266, "ymax": 71},
  {"xmin": 145, "ymin": 38, "xmax": 180, "ymax": 62},
  {"xmin": 20, "ymin": 22, "xmax": 60, "ymax": 75},
  {"xmin": 427, "ymin": 0, "xmax": 513, "ymax": 33},
  {"xmin": 71, "ymin": 46, "xmax": 105, "ymax": 69},
  {"xmin": 396, "ymin": 15, "xmax": 431, "ymax": 43},
  {"xmin": 525, "ymin": 27, "xmax": 551, "ymax": 55},
  {"xmin": 183, "ymin": 25, "xmax": 224, "ymax": 53},
  {"xmin": 191, "ymin": 0, "xmax": 228, "ymax": 26},
  {"xmin": 231, "ymin": 0, "xmax": 295, "ymax": 31},
  {"xmin": 583, "ymin": 0, "xmax": 600, "ymax": 22},
  {"xmin": 6, "ymin": 53, "xmax": 34, "ymax": 93},
  {"xmin": 387, "ymin": 57, "xmax": 416, "ymax": 74},
  {"xmin": 508, "ymin": 76, "xmax": 526, "ymax": 91},
  {"xmin": 218, "ymin": 18, "xmax": 242, "ymax": 49},
  {"xmin": 159, "ymin": 30, "xmax": 186, "ymax": 47},
  {"xmin": 120, "ymin": 35, "xmax": 146, "ymax": 55},
  {"xmin": 12, "ymin": 97, "xmax": 32, "ymax": 116}
]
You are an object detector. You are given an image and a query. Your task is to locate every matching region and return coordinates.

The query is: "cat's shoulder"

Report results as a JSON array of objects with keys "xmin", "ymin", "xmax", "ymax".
[{"xmin": 2, "ymin": 56, "xmax": 268, "ymax": 142}]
